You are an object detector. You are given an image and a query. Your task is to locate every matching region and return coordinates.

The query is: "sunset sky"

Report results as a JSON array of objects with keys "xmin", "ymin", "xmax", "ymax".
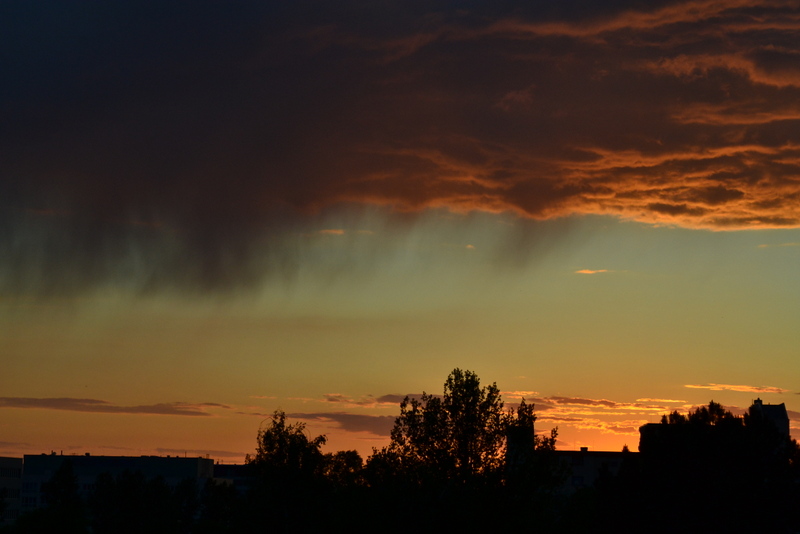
[{"xmin": 2, "ymin": 0, "xmax": 799, "ymax": 461}]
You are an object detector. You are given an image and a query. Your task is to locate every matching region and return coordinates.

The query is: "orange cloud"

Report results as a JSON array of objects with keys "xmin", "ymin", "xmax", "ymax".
[
  {"xmin": 0, "ymin": 397, "xmax": 227, "ymax": 416},
  {"xmin": 501, "ymin": 390, "xmax": 540, "ymax": 399},
  {"xmin": 758, "ymin": 242, "xmax": 800, "ymax": 248},
  {"xmin": 288, "ymin": 412, "xmax": 396, "ymax": 436},
  {"xmin": 685, "ymin": 383, "xmax": 790, "ymax": 393},
  {"xmin": 575, "ymin": 269, "xmax": 608, "ymax": 274}
]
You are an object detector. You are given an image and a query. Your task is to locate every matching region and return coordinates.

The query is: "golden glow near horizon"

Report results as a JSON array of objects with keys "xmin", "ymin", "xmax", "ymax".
[{"xmin": 2, "ymin": 212, "xmax": 799, "ymax": 459}]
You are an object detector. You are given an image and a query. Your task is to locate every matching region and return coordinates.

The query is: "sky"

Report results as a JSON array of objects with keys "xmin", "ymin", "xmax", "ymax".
[{"xmin": 1, "ymin": 0, "xmax": 799, "ymax": 461}]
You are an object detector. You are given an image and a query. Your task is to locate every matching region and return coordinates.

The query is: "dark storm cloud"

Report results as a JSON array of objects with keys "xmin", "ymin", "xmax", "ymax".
[
  {"xmin": 3, "ymin": 0, "xmax": 800, "ymax": 295},
  {"xmin": 0, "ymin": 397, "xmax": 227, "ymax": 416}
]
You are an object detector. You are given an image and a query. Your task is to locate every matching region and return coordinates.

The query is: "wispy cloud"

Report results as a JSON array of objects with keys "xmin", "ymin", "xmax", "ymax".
[
  {"xmin": 501, "ymin": 390, "xmax": 540, "ymax": 399},
  {"xmin": 532, "ymin": 396, "xmax": 670, "ymax": 412},
  {"xmin": 323, "ymin": 394, "xmax": 350, "ymax": 403},
  {"xmin": 684, "ymin": 383, "xmax": 789, "ymax": 393},
  {"xmin": 286, "ymin": 397, "xmax": 317, "ymax": 403},
  {"xmin": 321, "ymin": 393, "xmax": 432, "ymax": 408},
  {"xmin": 575, "ymin": 269, "xmax": 608, "ymax": 274},
  {"xmin": 758, "ymin": 242, "xmax": 800, "ymax": 248},
  {"xmin": 287, "ymin": 412, "xmax": 396, "ymax": 437},
  {"xmin": 0, "ymin": 397, "xmax": 228, "ymax": 416},
  {"xmin": 514, "ymin": 395, "xmax": 676, "ymax": 440},
  {"xmin": 636, "ymin": 398, "xmax": 686, "ymax": 403},
  {"xmin": 539, "ymin": 416, "xmax": 645, "ymax": 436},
  {"xmin": 374, "ymin": 394, "xmax": 414, "ymax": 404},
  {"xmin": 0, "ymin": 441, "xmax": 32, "ymax": 449}
]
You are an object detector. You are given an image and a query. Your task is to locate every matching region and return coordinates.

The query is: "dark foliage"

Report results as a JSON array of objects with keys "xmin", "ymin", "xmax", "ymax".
[
  {"xmin": 8, "ymin": 384, "xmax": 799, "ymax": 534},
  {"xmin": 89, "ymin": 472, "xmax": 198, "ymax": 534},
  {"xmin": 574, "ymin": 401, "xmax": 800, "ymax": 534}
]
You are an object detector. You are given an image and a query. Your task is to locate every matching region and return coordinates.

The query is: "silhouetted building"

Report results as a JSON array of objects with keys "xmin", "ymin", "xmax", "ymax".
[
  {"xmin": 212, "ymin": 462, "xmax": 252, "ymax": 494},
  {"xmin": 553, "ymin": 448, "xmax": 629, "ymax": 494},
  {"xmin": 0, "ymin": 457, "xmax": 22, "ymax": 525},
  {"xmin": 749, "ymin": 397, "xmax": 790, "ymax": 437},
  {"xmin": 20, "ymin": 453, "xmax": 214, "ymax": 512}
]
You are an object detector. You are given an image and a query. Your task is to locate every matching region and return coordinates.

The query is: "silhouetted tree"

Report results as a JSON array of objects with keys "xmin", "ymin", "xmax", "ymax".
[
  {"xmin": 247, "ymin": 410, "xmax": 326, "ymax": 479},
  {"xmin": 503, "ymin": 399, "xmax": 566, "ymax": 530},
  {"xmin": 375, "ymin": 368, "xmax": 507, "ymax": 486},
  {"xmin": 631, "ymin": 400, "xmax": 800, "ymax": 533},
  {"xmin": 506, "ymin": 399, "xmax": 562, "ymax": 481},
  {"xmin": 244, "ymin": 410, "xmax": 328, "ymax": 533},
  {"xmin": 364, "ymin": 369, "xmax": 509, "ymax": 529},
  {"xmin": 365, "ymin": 369, "xmax": 564, "ymax": 531},
  {"xmin": 320, "ymin": 450, "xmax": 363, "ymax": 489}
]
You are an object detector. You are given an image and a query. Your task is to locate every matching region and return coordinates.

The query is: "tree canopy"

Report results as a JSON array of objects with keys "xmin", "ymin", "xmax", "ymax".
[
  {"xmin": 375, "ymin": 368, "xmax": 508, "ymax": 485},
  {"xmin": 247, "ymin": 409, "xmax": 326, "ymax": 478}
]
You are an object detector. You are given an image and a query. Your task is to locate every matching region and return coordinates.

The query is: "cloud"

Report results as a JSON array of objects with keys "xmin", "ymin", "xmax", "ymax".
[
  {"xmin": 575, "ymin": 269, "xmax": 608, "ymax": 274},
  {"xmin": 287, "ymin": 412, "xmax": 396, "ymax": 437},
  {"xmin": 532, "ymin": 396, "xmax": 669, "ymax": 411},
  {"xmin": 322, "ymin": 394, "xmax": 350, "ymax": 403},
  {"xmin": 373, "ymin": 394, "xmax": 408, "ymax": 404},
  {"xmin": 322, "ymin": 393, "xmax": 432, "ymax": 408},
  {"xmin": 537, "ymin": 416, "xmax": 584, "ymax": 423},
  {"xmin": 636, "ymin": 398, "xmax": 686, "ymax": 403},
  {"xmin": 758, "ymin": 242, "xmax": 800, "ymax": 248},
  {"xmin": 684, "ymin": 383, "xmax": 790, "ymax": 393},
  {"xmin": 0, "ymin": 397, "xmax": 227, "ymax": 416},
  {"xmin": 501, "ymin": 390, "xmax": 540, "ymax": 399},
  {"xmin": 549, "ymin": 416, "xmax": 646, "ymax": 436},
  {"xmin": 3, "ymin": 0, "xmax": 800, "ymax": 295},
  {"xmin": 0, "ymin": 441, "xmax": 32, "ymax": 449}
]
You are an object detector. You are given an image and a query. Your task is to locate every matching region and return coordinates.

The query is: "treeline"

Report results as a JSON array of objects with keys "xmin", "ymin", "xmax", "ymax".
[
  {"xmin": 607, "ymin": 400, "xmax": 800, "ymax": 534},
  {"xmin": 5, "ymin": 369, "xmax": 800, "ymax": 533}
]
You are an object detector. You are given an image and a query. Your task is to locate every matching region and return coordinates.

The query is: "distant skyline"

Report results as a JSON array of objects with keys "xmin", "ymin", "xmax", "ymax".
[{"xmin": 2, "ymin": 0, "xmax": 799, "ymax": 460}]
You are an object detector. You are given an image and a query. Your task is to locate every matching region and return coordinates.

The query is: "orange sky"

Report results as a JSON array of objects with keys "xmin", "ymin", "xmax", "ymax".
[{"xmin": 1, "ymin": 0, "xmax": 799, "ymax": 461}]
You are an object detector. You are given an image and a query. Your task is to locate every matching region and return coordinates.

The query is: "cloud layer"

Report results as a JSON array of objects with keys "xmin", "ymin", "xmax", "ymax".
[
  {"xmin": 684, "ymin": 383, "xmax": 790, "ymax": 393},
  {"xmin": 0, "ymin": 397, "xmax": 226, "ymax": 416},
  {"xmin": 288, "ymin": 412, "xmax": 396, "ymax": 437},
  {"xmin": 3, "ymin": 0, "xmax": 800, "ymax": 294}
]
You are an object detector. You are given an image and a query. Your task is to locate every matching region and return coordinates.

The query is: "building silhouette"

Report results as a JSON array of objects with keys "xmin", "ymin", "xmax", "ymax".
[
  {"xmin": 0, "ymin": 457, "xmax": 23, "ymax": 525},
  {"xmin": 20, "ymin": 453, "xmax": 214, "ymax": 512},
  {"xmin": 749, "ymin": 397, "xmax": 790, "ymax": 437}
]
